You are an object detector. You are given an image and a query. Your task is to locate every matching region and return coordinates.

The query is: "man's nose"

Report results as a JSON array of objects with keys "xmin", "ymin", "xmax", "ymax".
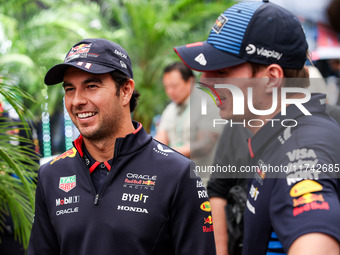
[
  {"xmin": 165, "ymin": 87, "xmax": 175, "ymax": 97},
  {"xmin": 199, "ymin": 73, "xmax": 215, "ymax": 89},
  {"xmin": 201, "ymin": 72, "xmax": 214, "ymax": 79},
  {"xmin": 72, "ymin": 90, "xmax": 87, "ymax": 106}
]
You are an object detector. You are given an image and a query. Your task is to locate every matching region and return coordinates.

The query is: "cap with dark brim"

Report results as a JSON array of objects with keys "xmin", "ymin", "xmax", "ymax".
[
  {"xmin": 175, "ymin": 2, "xmax": 308, "ymax": 71},
  {"xmin": 44, "ymin": 38, "xmax": 134, "ymax": 85},
  {"xmin": 174, "ymin": 41, "xmax": 246, "ymax": 72},
  {"xmin": 44, "ymin": 62, "xmax": 119, "ymax": 85}
]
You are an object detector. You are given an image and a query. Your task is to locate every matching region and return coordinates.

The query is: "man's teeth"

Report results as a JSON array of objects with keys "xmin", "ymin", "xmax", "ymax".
[{"xmin": 78, "ymin": 112, "xmax": 95, "ymax": 118}]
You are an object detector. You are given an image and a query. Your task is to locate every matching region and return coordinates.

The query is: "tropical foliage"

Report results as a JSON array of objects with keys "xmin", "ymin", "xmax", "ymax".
[
  {"xmin": 0, "ymin": 77, "xmax": 39, "ymax": 249},
  {"xmin": 1, "ymin": 0, "xmax": 232, "ymax": 131}
]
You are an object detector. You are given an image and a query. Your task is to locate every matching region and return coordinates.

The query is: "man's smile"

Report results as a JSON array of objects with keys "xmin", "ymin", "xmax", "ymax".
[{"xmin": 77, "ymin": 112, "xmax": 97, "ymax": 119}]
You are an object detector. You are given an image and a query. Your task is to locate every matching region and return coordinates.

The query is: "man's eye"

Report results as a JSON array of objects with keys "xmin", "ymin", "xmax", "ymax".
[
  {"xmin": 88, "ymin": 84, "xmax": 97, "ymax": 89},
  {"xmin": 64, "ymin": 87, "xmax": 74, "ymax": 92},
  {"xmin": 217, "ymin": 70, "xmax": 227, "ymax": 75}
]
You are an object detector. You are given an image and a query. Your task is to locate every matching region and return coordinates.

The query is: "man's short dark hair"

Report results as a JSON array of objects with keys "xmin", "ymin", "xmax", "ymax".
[
  {"xmin": 163, "ymin": 62, "xmax": 195, "ymax": 82},
  {"xmin": 110, "ymin": 70, "xmax": 140, "ymax": 112},
  {"xmin": 249, "ymin": 62, "xmax": 310, "ymax": 88}
]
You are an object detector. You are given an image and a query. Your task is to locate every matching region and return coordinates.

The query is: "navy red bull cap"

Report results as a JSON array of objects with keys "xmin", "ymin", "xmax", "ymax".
[
  {"xmin": 45, "ymin": 38, "xmax": 133, "ymax": 85},
  {"xmin": 174, "ymin": 0, "xmax": 308, "ymax": 71}
]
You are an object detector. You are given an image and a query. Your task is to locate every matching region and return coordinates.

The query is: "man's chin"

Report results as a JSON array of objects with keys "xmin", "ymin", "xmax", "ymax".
[
  {"xmin": 78, "ymin": 129, "xmax": 97, "ymax": 140},
  {"xmin": 219, "ymin": 111, "xmax": 233, "ymax": 121}
]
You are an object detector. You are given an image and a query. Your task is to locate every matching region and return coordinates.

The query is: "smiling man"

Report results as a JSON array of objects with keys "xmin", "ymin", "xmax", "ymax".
[
  {"xmin": 174, "ymin": 1, "xmax": 340, "ymax": 255},
  {"xmin": 27, "ymin": 38, "xmax": 216, "ymax": 255}
]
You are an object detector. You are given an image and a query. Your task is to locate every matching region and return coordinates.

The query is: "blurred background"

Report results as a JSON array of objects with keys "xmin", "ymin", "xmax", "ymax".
[
  {"xmin": 1, "ymin": 0, "xmax": 232, "ymax": 161},
  {"xmin": 2, "ymin": 0, "xmax": 340, "ymax": 160},
  {"xmin": 1, "ymin": 0, "xmax": 340, "ymax": 252}
]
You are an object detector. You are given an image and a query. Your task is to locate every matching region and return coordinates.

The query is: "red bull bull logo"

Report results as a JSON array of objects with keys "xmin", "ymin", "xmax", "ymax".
[
  {"xmin": 216, "ymin": 20, "xmax": 223, "ymax": 27},
  {"xmin": 51, "ymin": 148, "xmax": 77, "ymax": 165},
  {"xmin": 142, "ymin": 180, "xmax": 155, "ymax": 186},
  {"xmin": 293, "ymin": 193, "xmax": 324, "ymax": 207},
  {"xmin": 65, "ymin": 43, "xmax": 92, "ymax": 62},
  {"xmin": 204, "ymin": 215, "xmax": 213, "ymax": 225},
  {"xmin": 212, "ymin": 14, "xmax": 228, "ymax": 34}
]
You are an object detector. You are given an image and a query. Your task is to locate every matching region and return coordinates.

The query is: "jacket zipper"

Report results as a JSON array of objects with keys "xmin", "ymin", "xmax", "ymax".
[
  {"xmin": 93, "ymin": 139, "xmax": 121, "ymax": 205},
  {"xmin": 94, "ymin": 194, "xmax": 99, "ymax": 205}
]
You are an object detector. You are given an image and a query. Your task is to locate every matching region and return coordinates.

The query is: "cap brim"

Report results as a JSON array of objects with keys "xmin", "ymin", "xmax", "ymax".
[
  {"xmin": 174, "ymin": 41, "xmax": 246, "ymax": 72},
  {"xmin": 44, "ymin": 62, "xmax": 115, "ymax": 85}
]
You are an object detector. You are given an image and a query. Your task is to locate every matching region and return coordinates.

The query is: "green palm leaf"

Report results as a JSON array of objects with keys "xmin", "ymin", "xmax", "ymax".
[{"xmin": 0, "ymin": 76, "xmax": 39, "ymax": 249}]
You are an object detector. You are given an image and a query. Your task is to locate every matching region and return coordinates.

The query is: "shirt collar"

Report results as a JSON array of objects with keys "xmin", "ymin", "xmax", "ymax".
[
  {"xmin": 73, "ymin": 121, "xmax": 152, "ymax": 162},
  {"xmin": 82, "ymin": 144, "xmax": 113, "ymax": 173}
]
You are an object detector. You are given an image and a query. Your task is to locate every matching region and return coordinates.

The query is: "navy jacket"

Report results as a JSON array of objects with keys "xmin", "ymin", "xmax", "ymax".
[
  {"xmin": 243, "ymin": 94, "xmax": 340, "ymax": 255},
  {"xmin": 28, "ymin": 123, "xmax": 216, "ymax": 255}
]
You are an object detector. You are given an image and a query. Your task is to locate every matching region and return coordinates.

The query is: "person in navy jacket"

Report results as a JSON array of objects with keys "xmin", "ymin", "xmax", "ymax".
[
  {"xmin": 27, "ymin": 38, "xmax": 216, "ymax": 255},
  {"xmin": 174, "ymin": 1, "xmax": 340, "ymax": 255}
]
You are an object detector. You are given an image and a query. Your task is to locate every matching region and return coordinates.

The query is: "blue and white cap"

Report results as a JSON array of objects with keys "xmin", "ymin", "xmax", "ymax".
[{"xmin": 174, "ymin": 1, "xmax": 308, "ymax": 71}]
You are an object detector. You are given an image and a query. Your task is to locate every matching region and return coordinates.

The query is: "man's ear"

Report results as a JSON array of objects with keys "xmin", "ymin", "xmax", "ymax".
[
  {"xmin": 264, "ymin": 64, "xmax": 284, "ymax": 93},
  {"xmin": 121, "ymin": 79, "xmax": 135, "ymax": 107}
]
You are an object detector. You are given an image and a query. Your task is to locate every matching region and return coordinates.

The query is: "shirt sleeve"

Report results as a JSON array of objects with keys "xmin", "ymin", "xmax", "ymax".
[
  {"xmin": 27, "ymin": 170, "xmax": 60, "ymax": 255},
  {"xmin": 170, "ymin": 162, "xmax": 216, "ymax": 255},
  {"xmin": 207, "ymin": 125, "xmax": 251, "ymax": 198},
  {"xmin": 207, "ymin": 178, "xmax": 238, "ymax": 198},
  {"xmin": 269, "ymin": 146, "xmax": 340, "ymax": 252}
]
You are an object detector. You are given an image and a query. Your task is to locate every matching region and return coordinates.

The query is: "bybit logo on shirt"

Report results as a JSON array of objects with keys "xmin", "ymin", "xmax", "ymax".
[{"xmin": 121, "ymin": 193, "xmax": 149, "ymax": 203}]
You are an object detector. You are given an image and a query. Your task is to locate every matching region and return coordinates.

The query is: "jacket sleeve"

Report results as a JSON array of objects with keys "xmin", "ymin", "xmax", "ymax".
[
  {"xmin": 27, "ymin": 171, "xmax": 60, "ymax": 255},
  {"xmin": 270, "ymin": 145, "xmax": 340, "ymax": 252},
  {"xmin": 170, "ymin": 162, "xmax": 216, "ymax": 255}
]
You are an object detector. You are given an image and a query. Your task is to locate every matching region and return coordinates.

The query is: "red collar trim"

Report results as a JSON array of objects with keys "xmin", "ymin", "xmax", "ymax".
[
  {"xmin": 74, "ymin": 122, "xmax": 142, "ymax": 157},
  {"xmin": 248, "ymin": 138, "xmax": 255, "ymax": 158},
  {"xmin": 89, "ymin": 161, "xmax": 111, "ymax": 174},
  {"xmin": 89, "ymin": 162, "xmax": 100, "ymax": 174},
  {"xmin": 104, "ymin": 161, "xmax": 111, "ymax": 171},
  {"xmin": 73, "ymin": 135, "xmax": 84, "ymax": 157}
]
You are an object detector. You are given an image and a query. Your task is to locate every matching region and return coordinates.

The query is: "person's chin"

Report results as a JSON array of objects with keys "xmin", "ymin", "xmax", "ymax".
[
  {"xmin": 219, "ymin": 109, "xmax": 232, "ymax": 120},
  {"xmin": 78, "ymin": 127, "xmax": 97, "ymax": 139},
  {"xmin": 174, "ymin": 99, "xmax": 185, "ymax": 105}
]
